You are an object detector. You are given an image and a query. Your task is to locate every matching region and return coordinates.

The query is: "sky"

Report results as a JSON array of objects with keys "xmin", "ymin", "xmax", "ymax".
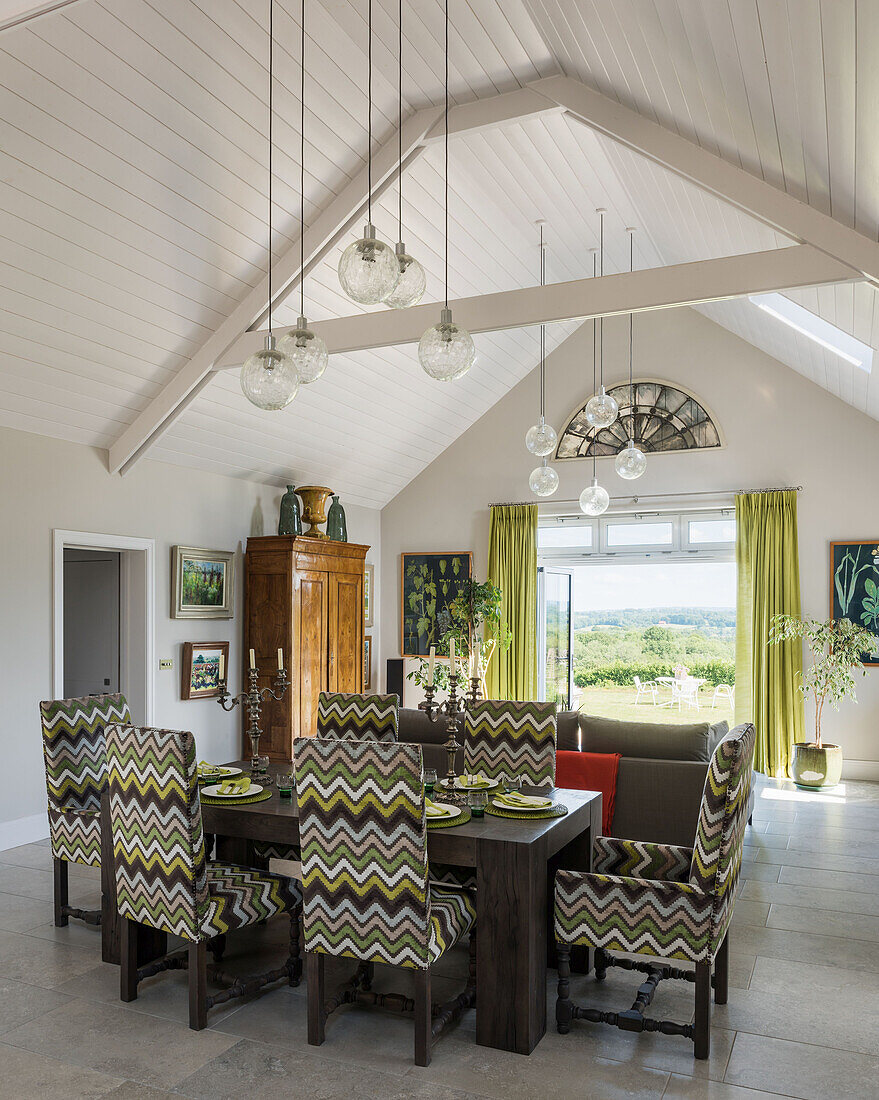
[{"xmin": 569, "ymin": 561, "xmax": 737, "ymax": 612}]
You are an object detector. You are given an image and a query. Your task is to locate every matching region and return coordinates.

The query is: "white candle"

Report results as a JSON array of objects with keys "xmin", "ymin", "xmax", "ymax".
[
  {"xmin": 218, "ymin": 653, "xmax": 224, "ymax": 682},
  {"xmin": 249, "ymin": 648, "xmax": 256, "ymax": 670},
  {"xmin": 277, "ymin": 647, "xmax": 284, "ymax": 670},
  {"xmin": 449, "ymin": 636, "xmax": 455, "ymax": 674},
  {"xmin": 428, "ymin": 646, "xmax": 435, "ymax": 688},
  {"xmin": 470, "ymin": 646, "xmax": 478, "ymax": 678}
]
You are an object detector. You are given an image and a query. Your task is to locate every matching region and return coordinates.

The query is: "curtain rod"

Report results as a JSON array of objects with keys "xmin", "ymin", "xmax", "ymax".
[{"xmin": 488, "ymin": 486, "xmax": 803, "ymax": 508}]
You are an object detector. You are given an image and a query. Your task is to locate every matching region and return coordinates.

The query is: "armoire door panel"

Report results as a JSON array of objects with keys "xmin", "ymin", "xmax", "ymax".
[
  {"xmin": 332, "ymin": 572, "xmax": 363, "ymax": 693},
  {"xmin": 297, "ymin": 570, "xmax": 329, "ymax": 737}
]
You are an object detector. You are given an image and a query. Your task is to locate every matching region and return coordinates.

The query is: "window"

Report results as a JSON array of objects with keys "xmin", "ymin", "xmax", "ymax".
[
  {"xmin": 687, "ymin": 517, "xmax": 736, "ymax": 546},
  {"xmin": 537, "ymin": 508, "xmax": 735, "ymax": 562},
  {"xmin": 538, "ymin": 525, "xmax": 594, "ymax": 549},
  {"xmin": 606, "ymin": 520, "xmax": 674, "ymax": 548}
]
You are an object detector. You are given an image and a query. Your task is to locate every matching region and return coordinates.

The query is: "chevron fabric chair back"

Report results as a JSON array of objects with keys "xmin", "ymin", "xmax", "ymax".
[
  {"xmin": 40, "ymin": 693, "xmax": 131, "ymax": 812},
  {"xmin": 105, "ymin": 724, "xmax": 209, "ymax": 941},
  {"xmin": 463, "ymin": 699, "xmax": 557, "ymax": 787},
  {"xmin": 295, "ymin": 736, "xmax": 432, "ymax": 968},
  {"xmin": 316, "ymin": 692, "xmax": 399, "ymax": 742},
  {"xmin": 689, "ymin": 723, "xmax": 756, "ymax": 949}
]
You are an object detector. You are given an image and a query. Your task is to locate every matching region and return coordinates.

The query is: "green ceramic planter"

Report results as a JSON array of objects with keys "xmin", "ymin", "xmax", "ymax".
[{"xmin": 790, "ymin": 742, "xmax": 843, "ymax": 788}]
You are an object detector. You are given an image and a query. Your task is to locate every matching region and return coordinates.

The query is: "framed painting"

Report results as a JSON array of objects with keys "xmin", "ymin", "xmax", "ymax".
[
  {"xmin": 171, "ymin": 546, "xmax": 235, "ymax": 619},
  {"xmin": 364, "ymin": 563, "xmax": 375, "ymax": 628},
  {"xmin": 181, "ymin": 641, "xmax": 229, "ymax": 700},
  {"xmin": 830, "ymin": 540, "xmax": 879, "ymax": 665},
  {"xmin": 364, "ymin": 635, "xmax": 372, "ymax": 690},
  {"xmin": 400, "ymin": 551, "xmax": 473, "ymax": 657}
]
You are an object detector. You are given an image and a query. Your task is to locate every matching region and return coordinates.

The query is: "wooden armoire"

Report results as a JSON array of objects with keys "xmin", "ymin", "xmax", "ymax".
[{"xmin": 243, "ymin": 536, "xmax": 368, "ymax": 761}]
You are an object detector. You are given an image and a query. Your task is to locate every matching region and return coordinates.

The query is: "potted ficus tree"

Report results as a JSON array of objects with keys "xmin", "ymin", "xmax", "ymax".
[
  {"xmin": 768, "ymin": 614, "xmax": 874, "ymax": 788},
  {"xmin": 407, "ymin": 578, "xmax": 512, "ymax": 694}
]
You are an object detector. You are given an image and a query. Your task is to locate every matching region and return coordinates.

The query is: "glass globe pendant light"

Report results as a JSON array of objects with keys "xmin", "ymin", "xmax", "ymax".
[
  {"xmin": 278, "ymin": 0, "xmax": 327, "ymax": 384},
  {"xmin": 382, "ymin": 0, "xmax": 426, "ymax": 309},
  {"xmin": 583, "ymin": 209, "xmax": 619, "ymax": 430},
  {"xmin": 241, "ymin": 0, "xmax": 297, "ymax": 410},
  {"xmin": 525, "ymin": 222, "xmax": 558, "ymax": 457},
  {"xmin": 615, "ymin": 228, "xmax": 647, "ymax": 481},
  {"xmin": 418, "ymin": 0, "xmax": 476, "ymax": 381},
  {"xmin": 338, "ymin": 0, "xmax": 400, "ymax": 306},
  {"xmin": 579, "ymin": 269, "xmax": 609, "ymax": 516},
  {"xmin": 529, "ymin": 458, "xmax": 559, "ymax": 497}
]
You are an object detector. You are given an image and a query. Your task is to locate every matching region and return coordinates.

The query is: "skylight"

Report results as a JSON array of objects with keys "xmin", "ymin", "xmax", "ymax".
[{"xmin": 749, "ymin": 293, "xmax": 873, "ymax": 373}]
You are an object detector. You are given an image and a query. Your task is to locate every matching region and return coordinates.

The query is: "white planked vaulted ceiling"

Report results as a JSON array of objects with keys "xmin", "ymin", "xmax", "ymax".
[{"xmin": 0, "ymin": 0, "xmax": 877, "ymax": 507}]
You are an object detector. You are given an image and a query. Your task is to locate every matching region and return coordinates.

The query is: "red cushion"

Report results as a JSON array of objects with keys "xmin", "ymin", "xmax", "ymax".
[{"xmin": 556, "ymin": 750, "xmax": 620, "ymax": 834}]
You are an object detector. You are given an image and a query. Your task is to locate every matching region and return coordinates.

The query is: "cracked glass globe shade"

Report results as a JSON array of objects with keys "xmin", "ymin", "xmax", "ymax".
[
  {"xmin": 579, "ymin": 477, "xmax": 610, "ymax": 515},
  {"xmin": 525, "ymin": 416, "xmax": 558, "ymax": 457},
  {"xmin": 615, "ymin": 439, "xmax": 648, "ymax": 480},
  {"xmin": 418, "ymin": 312, "xmax": 476, "ymax": 381},
  {"xmin": 383, "ymin": 249, "xmax": 427, "ymax": 309},
  {"xmin": 529, "ymin": 462, "xmax": 559, "ymax": 497},
  {"xmin": 338, "ymin": 225, "xmax": 401, "ymax": 305},
  {"xmin": 584, "ymin": 386, "xmax": 619, "ymax": 430},
  {"xmin": 240, "ymin": 344, "xmax": 298, "ymax": 410},
  {"xmin": 278, "ymin": 322, "xmax": 328, "ymax": 384}
]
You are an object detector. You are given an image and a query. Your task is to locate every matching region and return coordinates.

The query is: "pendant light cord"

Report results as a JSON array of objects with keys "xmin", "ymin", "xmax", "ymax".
[
  {"xmin": 628, "ymin": 227, "xmax": 635, "ymax": 441},
  {"xmin": 444, "ymin": 0, "xmax": 449, "ymax": 311},
  {"xmin": 299, "ymin": 0, "xmax": 305, "ymax": 319},
  {"xmin": 539, "ymin": 223, "xmax": 545, "ymax": 419},
  {"xmin": 267, "ymin": 0, "xmax": 274, "ymax": 337},
  {"xmin": 591, "ymin": 248, "xmax": 597, "ymax": 479},
  {"xmin": 397, "ymin": 0, "xmax": 403, "ymax": 242},
  {"xmin": 367, "ymin": 0, "xmax": 373, "ymax": 227},
  {"xmin": 598, "ymin": 209, "xmax": 604, "ymax": 388}
]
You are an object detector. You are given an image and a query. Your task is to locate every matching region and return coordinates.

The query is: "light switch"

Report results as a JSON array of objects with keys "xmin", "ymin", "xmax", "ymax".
[{"xmin": 159, "ymin": 658, "xmax": 173, "ymax": 670}]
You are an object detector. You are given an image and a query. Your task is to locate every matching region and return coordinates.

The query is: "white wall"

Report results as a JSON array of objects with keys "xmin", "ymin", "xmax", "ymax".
[
  {"xmin": 0, "ymin": 427, "xmax": 380, "ymax": 846},
  {"xmin": 381, "ymin": 306, "xmax": 879, "ymax": 779}
]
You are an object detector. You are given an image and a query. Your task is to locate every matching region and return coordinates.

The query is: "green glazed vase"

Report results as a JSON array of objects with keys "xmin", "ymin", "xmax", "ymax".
[
  {"xmin": 326, "ymin": 494, "xmax": 347, "ymax": 542},
  {"xmin": 790, "ymin": 742, "xmax": 843, "ymax": 788},
  {"xmin": 278, "ymin": 485, "xmax": 302, "ymax": 537}
]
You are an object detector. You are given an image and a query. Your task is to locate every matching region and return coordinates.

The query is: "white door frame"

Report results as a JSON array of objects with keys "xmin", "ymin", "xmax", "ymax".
[{"xmin": 53, "ymin": 530, "xmax": 155, "ymax": 723}]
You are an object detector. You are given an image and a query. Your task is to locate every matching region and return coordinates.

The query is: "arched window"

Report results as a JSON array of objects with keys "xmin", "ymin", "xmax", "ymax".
[{"xmin": 555, "ymin": 380, "xmax": 722, "ymax": 459}]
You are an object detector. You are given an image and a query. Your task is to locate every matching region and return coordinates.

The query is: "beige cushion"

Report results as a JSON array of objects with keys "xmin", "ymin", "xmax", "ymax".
[{"xmin": 578, "ymin": 714, "xmax": 728, "ymax": 762}]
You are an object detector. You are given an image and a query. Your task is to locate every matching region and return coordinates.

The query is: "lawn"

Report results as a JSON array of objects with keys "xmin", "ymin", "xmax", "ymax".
[{"xmin": 574, "ymin": 685, "xmax": 734, "ymax": 725}]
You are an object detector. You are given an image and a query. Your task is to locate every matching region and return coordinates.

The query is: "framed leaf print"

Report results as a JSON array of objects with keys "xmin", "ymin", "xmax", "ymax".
[
  {"xmin": 400, "ymin": 551, "xmax": 473, "ymax": 657},
  {"xmin": 830, "ymin": 540, "xmax": 879, "ymax": 665}
]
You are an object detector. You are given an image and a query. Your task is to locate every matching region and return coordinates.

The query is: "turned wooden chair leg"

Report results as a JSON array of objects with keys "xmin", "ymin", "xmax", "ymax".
[
  {"xmin": 714, "ymin": 932, "xmax": 729, "ymax": 1005},
  {"xmin": 120, "ymin": 916, "xmax": 139, "ymax": 1002},
  {"xmin": 556, "ymin": 943, "xmax": 573, "ymax": 1034},
  {"xmin": 694, "ymin": 960, "xmax": 711, "ymax": 1060},
  {"xmin": 306, "ymin": 952, "xmax": 326, "ymax": 1046},
  {"xmin": 288, "ymin": 912, "xmax": 302, "ymax": 986},
  {"xmin": 188, "ymin": 942, "xmax": 208, "ymax": 1031},
  {"xmin": 53, "ymin": 858, "xmax": 68, "ymax": 927},
  {"xmin": 209, "ymin": 933, "xmax": 226, "ymax": 965},
  {"xmin": 414, "ymin": 967, "xmax": 432, "ymax": 1067}
]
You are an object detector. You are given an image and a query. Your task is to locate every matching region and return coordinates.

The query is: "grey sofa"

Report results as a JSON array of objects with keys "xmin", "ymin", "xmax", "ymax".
[{"xmin": 397, "ymin": 707, "xmax": 745, "ymax": 848}]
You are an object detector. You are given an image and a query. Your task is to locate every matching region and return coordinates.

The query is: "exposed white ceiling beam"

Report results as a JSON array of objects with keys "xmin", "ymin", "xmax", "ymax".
[
  {"xmin": 108, "ymin": 85, "xmax": 562, "ymax": 476},
  {"xmin": 532, "ymin": 74, "xmax": 879, "ymax": 287},
  {"xmin": 0, "ymin": 0, "xmax": 82, "ymax": 33},
  {"xmin": 217, "ymin": 245, "xmax": 858, "ymax": 365}
]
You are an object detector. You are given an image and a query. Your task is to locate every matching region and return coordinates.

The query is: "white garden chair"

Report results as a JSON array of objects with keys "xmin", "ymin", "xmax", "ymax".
[
  {"xmin": 633, "ymin": 675, "xmax": 658, "ymax": 705},
  {"xmin": 671, "ymin": 677, "xmax": 701, "ymax": 712},
  {"xmin": 712, "ymin": 684, "xmax": 734, "ymax": 709}
]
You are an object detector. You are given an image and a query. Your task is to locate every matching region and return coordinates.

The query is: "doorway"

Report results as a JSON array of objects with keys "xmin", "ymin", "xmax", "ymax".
[{"xmin": 53, "ymin": 530, "xmax": 155, "ymax": 723}]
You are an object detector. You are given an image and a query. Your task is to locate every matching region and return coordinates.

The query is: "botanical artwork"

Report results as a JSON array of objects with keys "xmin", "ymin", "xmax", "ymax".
[
  {"xmin": 181, "ymin": 641, "xmax": 229, "ymax": 700},
  {"xmin": 830, "ymin": 541, "xmax": 879, "ymax": 664},
  {"xmin": 171, "ymin": 546, "xmax": 235, "ymax": 619},
  {"xmin": 400, "ymin": 552, "xmax": 473, "ymax": 657},
  {"xmin": 364, "ymin": 563, "xmax": 374, "ymax": 628}
]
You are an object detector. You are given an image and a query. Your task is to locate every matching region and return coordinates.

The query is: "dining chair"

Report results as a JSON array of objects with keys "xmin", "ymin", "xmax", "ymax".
[
  {"xmin": 105, "ymin": 723, "xmax": 302, "ymax": 1030},
  {"xmin": 295, "ymin": 736, "xmax": 476, "ymax": 1067},
  {"xmin": 255, "ymin": 691, "xmax": 400, "ymax": 864},
  {"xmin": 463, "ymin": 699, "xmax": 557, "ymax": 788},
  {"xmin": 553, "ymin": 723, "xmax": 756, "ymax": 1059},
  {"xmin": 39, "ymin": 692, "xmax": 131, "ymax": 928},
  {"xmin": 633, "ymin": 675, "xmax": 658, "ymax": 705}
]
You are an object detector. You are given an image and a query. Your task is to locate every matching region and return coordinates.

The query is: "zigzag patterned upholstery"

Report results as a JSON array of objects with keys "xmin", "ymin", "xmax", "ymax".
[
  {"xmin": 317, "ymin": 692, "xmax": 399, "ymax": 742},
  {"xmin": 296, "ymin": 736, "xmax": 474, "ymax": 968},
  {"xmin": 255, "ymin": 692, "xmax": 401, "ymax": 866},
  {"xmin": 463, "ymin": 699, "xmax": 557, "ymax": 788},
  {"xmin": 554, "ymin": 723, "xmax": 756, "ymax": 1059},
  {"xmin": 40, "ymin": 693, "xmax": 131, "ymax": 867}
]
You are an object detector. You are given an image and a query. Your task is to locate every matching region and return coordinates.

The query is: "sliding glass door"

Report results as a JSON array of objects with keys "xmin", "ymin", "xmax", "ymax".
[{"xmin": 538, "ymin": 567, "xmax": 572, "ymax": 709}]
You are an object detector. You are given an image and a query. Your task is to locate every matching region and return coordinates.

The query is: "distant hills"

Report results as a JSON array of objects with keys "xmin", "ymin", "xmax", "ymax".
[{"xmin": 573, "ymin": 607, "xmax": 736, "ymax": 632}]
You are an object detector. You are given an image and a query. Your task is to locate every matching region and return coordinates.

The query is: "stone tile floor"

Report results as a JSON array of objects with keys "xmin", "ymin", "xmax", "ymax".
[{"xmin": 1, "ymin": 775, "xmax": 878, "ymax": 1098}]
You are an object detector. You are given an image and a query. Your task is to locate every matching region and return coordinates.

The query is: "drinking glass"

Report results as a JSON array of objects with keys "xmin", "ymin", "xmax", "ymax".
[
  {"xmin": 276, "ymin": 772, "xmax": 294, "ymax": 799},
  {"xmin": 467, "ymin": 790, "xmax": 488, "ymax": 818},
  {"xmin": 424, "ymin": 768, "xmax": 438, "ymax": 794}
]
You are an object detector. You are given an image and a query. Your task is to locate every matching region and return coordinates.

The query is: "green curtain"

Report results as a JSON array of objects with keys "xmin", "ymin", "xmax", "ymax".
[
  {"xmin": 485, "ymin": 504, "xmax": 538, "ymax": 701},
  {"xmin": 735, "ymin": 490, "xmax": 805, "ymax": 778}
]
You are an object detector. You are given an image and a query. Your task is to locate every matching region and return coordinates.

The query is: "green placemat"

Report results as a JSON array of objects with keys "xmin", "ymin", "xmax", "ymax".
[
  {"xmin": 427, "ymin": 807, "xmax": 472, "ymax": 829},
  {"xmin": 485, "ymin": 802, "xmax": 568, "ymax": 821},
  {"xmin": 200, "ymin": 788, "xmax": 274, "ymax": 806}
]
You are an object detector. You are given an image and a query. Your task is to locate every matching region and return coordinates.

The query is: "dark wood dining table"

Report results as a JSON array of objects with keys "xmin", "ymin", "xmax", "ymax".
[{"xmin": 101, "ymin": 766, "xmax": 601, "ymax": 1055}]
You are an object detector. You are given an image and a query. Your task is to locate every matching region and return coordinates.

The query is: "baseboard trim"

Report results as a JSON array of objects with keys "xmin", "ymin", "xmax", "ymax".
[
  {"xmin": 841, "ymin": 758, "xmax": 879, "ymax": 783},
  {"xmin": 0, "ymin": 812, "xmax": 49, "ymax": 852}
]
